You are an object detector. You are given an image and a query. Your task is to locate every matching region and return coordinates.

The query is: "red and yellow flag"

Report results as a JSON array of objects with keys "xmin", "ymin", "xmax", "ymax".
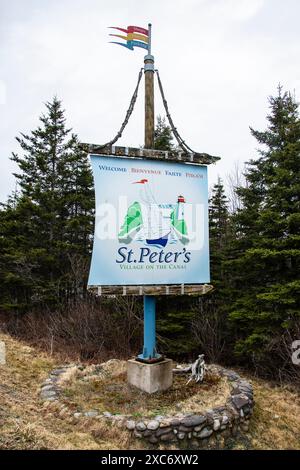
[{"xmin": 109, "ymin": 25, "xmax": 149, "ymax": 51}]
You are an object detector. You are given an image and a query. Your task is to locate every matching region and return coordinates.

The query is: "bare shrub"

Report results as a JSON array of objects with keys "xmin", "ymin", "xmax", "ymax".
[
  {"xmin": 191, "ymin": 296, "xmax": 227, "ymax": 363},
  {"xmin": 251, "ymin": 322, "xmax": 300, "ymax": 386},
  {"xmin": 226, "ymin": 160, "xmax": 245, "ymax": 213},
  {"xmin": 0, "ymin": 296, "xmax": 143, "ymax": 362}
]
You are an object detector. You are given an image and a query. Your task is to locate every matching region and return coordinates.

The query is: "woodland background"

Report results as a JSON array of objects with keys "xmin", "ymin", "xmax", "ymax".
[{"xmin": 0, "ymin": 86, "xmax": 299, "ymax": 385}]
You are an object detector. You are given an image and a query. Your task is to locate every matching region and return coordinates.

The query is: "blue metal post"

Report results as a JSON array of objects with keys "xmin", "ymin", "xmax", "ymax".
[{"xmin": 138, "ymin": 295, "xmax": 161, "ymax": 361}]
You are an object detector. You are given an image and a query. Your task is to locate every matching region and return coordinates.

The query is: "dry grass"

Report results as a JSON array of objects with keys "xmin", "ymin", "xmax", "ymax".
[
  {"xmin": 0, "ymin": 331, "xmax": 299, "ymax": 450},
  {"xmin": 0, "ymin": 332, "xmax": 132, "ymax": 449},
  {"xmin": 239, "ymin": 376, "xmax": 300, "ymax": 450}
]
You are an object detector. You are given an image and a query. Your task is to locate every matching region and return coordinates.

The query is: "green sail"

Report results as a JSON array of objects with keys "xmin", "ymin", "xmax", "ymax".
[{"xmin": 118, "ymin": 201, "xmax": 143, "ymax": 243}]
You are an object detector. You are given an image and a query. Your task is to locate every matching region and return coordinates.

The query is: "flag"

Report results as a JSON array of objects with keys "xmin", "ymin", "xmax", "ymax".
[{"xmin": 109, "ymin": 25, "xmax": 149, "ymax": 51}]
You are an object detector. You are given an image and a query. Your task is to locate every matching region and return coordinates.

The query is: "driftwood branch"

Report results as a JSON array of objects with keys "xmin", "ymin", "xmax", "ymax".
[{"xmin": 173, "ymin": 354, "xmax": 206, "ymax": 383}]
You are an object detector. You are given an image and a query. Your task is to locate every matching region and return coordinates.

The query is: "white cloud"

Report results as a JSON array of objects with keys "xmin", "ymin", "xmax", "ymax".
[
  {"xmin": 0, "ymin": 0, "xmax": 299, "ymax": 202},
  {"xmin": 209, "ymin": 0, "xmax": 265, "ymax": 22},
  {"xmin": 0, "ymin": 79, "xmax": 6, "ymax": 105}
]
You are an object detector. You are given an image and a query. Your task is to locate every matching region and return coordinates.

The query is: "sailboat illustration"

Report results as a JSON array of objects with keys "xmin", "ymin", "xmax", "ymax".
[{"xmin": 118, "ymin": 179, "xmax": 190, "ymax": 247}]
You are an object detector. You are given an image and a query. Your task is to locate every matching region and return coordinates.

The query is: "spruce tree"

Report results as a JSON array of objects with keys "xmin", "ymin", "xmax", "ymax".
[
  {"xmin": 229, "ymin": 87, "xmax": 300, "ymax": 374},
  {"xmin": 154, "ymin": 116, "xmax": 174, "ymax": 151},
  {"xmin": 0, "ymin": 97, "xmax": 94, "ymax": 308},
  {"xmin": 191, "ymin": 179, "xmax": 232, "ymax": 362},
  {"xmin": 209, "ymin": 178, "xmax": 230, "ymax": 282}
]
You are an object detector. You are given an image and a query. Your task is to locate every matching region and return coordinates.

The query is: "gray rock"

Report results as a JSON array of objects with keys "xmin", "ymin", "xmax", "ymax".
[
  {"xmin": 147, "ymin": 420, "xmax": 159, "ymax": 431},
  {"xmin": 240, "ymin": 391, "xmax": 253, "ymax": 400},
  {"xmin": 224, "ymin": 370, "xmax": 240, "ymax": 381},
  {"xmin": 194, "ymin": 424, "xmax": 206, "ymax": 432},
  {"xmin": 73, "ymin": 412, "xmax": 82, "ymax": 419},
  {"xmin": 48, "ymin": 377, "xmax": 58, "ymax": 383},
  {"xmin": 222, "ymin": 415, "xmax": 229, "ymax": 425},
  {"xmin": 213, "ymin": 419, "xmax": 221, "ymax": 431},
  {"xmin": 136, "ymin": 421, "xmax": 146, "ymax": 431},
  {"xmin": 238, "ymin": 380, "xmax": 253, "ymax": 391},
  {"xmin": 143, "ymin": 430, "xmax": 154, "ymax": 437},
  {"xmin": 84, "ymin": 410, "xmax": 98, "ymax": 418},
  {"xmin": 206, "ymin": 418, "xmax": 214, "ymax": 428},
  {"xmin": 199, "ymin": 427, "xmax": 213, "ymax": 439},
  {"xmin": 41, "ymin": 390, "xmax": 57, "ymax": 399},
  {"xmin": 240, "ymin": 422, "xmax": 249, "ymax": 432},
  {"xmin": 160, "ymin": 432, "xmax": 176, "ymax": 442},
  {"xmin": 181, "ymin": 415, "xmax": 206, "ymax": 428},
  {"xmin": 231, "ymin": 387, "xmax": 242, "ymax": 395},
  {"xmin": 149, "ymin": 435, "xmax": 158, "ymax": 444},
  {"xmin": 134, "ymin": 430, "xmax": 143, "ymax": 438},
  {"xmin": 226, "ymin": 403, "xmax": 240, "ymax": 418},
  {"xmin": 170, "ymin": 419, "xmax": 181, "ymax": 427},
  {"xmin": 231, "ymin": 394, "xmax": 249, "ymax": 410},
  {"xmin": 51, "ymin": 368, "xmax": 66, "ymax": 376},
  {"xmin": 178, "ymin": 425, "xmax": 191, "ymax": 433},
  {"xmin": 103, "ymin": 411, "xmax": 112, "ymax": 417},
  {"xmin": 156, "ymin": 427, "xmax": 172, "ymax": 437},
  {"xmin": 213, "ymin": 406, "xmax": 227, "ymax": 413},
  {"xmin": 111, "ymin": 415, "xmax": 122, "ymax": 421},
  {"xmin": 126, "ymin": 420, "xmax": 136, "ymax": 430},
  {"xmin": 243, "ymin": 405, "xmax": 251, "ymax": 416},
  {"xmin": 41, "ymin": 385, "xmax": 55, "ymax": 392},
  {"xmin": 177, "ymin": 433, "xmax": 186, "ymax": 440},
  {"xmin": 231, "ymin": 385, "xmax": 253, "ymax": 398}
]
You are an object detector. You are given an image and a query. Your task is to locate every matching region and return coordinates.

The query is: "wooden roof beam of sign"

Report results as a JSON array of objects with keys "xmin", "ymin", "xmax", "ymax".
[
  {"xmin": 80, "ymin": 144, "xmax": 220, "ymax": 166},
  {"xmin": 88, "ymin": 284, "xmax": 214, "ymax": 296}
]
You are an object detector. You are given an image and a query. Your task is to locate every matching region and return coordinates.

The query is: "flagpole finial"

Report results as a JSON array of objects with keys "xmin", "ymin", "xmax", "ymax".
[{"xmin": 148, "ymin": 23, "xmax": 152, "ymax": 55}]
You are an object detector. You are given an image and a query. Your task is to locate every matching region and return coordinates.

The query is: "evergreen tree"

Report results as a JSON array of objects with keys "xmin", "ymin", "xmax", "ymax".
[
  {"xmin": 229, "ymin": 87, "xmax": 300, "ymax": 373},
  {"xmin": 154, "ymin": 116, "xmax": 174, "ymax": 151},
  {"xmin": 0, "ymin": 97, "xmax": 94, "ymax": 309},
  {"xmin": 209, "ymin": 178, "xmax": 230, "ymax": 282},
  {"xmin": 191, "ymin": 179, "xmax": 232, "ymax": 362}
]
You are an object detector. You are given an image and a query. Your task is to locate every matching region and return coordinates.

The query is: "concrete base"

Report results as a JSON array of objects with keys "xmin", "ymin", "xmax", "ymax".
[{"xmin": 127, "ymin": 358, "xmax": 173, "ymax": 394}]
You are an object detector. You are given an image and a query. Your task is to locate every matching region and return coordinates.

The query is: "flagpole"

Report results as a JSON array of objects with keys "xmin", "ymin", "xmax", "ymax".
[
  {"xmin": 138, "ymin": 23, "xmax": 161, "ymax": 362},
  {"xmin": 144, "ymin": 23, "xmax": 154, "ymax": 149}
]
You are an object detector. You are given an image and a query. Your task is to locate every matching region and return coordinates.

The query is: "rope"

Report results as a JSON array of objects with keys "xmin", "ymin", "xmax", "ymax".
[
  {"xmin": 99, "ymin": 66, "xmax": 196, "ymax": 155},
  {"xmin": 155, "ymin": 69, "xmax": 196, "ymax": 155},
  {"xmin": 99, "ymin": 68, "xmax": 144, "ymax": 148}
]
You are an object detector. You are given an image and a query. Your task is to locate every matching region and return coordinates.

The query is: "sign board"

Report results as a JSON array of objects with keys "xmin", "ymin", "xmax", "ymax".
[{"xmin": 88, "ymin": 155, "xmax": 210, "ymax": 287}]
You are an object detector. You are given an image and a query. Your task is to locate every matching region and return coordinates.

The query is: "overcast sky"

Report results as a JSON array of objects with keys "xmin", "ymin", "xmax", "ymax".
[{"xmin": 1, "ymin": 0, "xmax": 299, "ymax": 202}]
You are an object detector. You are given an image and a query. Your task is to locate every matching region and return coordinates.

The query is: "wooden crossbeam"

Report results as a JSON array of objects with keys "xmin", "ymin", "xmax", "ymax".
[
  {"xmin": 80, "ymin": 143, "xmax": 220, "ymax": 165},
  {"xmin": 88, "ymin": 284, "xmax": 214, "ymax": 296}
]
